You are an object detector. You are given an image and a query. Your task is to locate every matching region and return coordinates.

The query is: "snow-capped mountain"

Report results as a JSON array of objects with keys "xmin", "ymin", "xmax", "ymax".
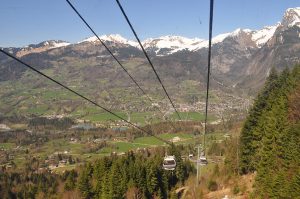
[
  {"xmin": 141, "ymin": 7, "xmax": 299, "ymax": 55},
  {"xmin": 250, "ymin": 25, "xmax": 279, "ymax": 47},
  {"xmin": 8, "ymin": 40, "xmax": 71, "ymax": 57},
  {"xmin": 1, "ymin": 7, "xmax": 299, "ymax": 92},
  {"xmin": 26, "ymin": 40, "xmax": 70, "ymax": 49},
  {"xmin": 281, "ymin": 7, "xmax": 300, "ymax": 29},
  {"xmin": 139, "ymin": 27, "xmax": 274, "ymax": 56},
  {"xmin": 5, "ymin": 7, "xmax": 299, "ymax": 58},
  {"xmin": 141, "ymin": 35, "xmax": 205, "ymax": 55},
  {"xmin": 75, "ymin": 15, "xmax": 288, "ymax": 56}
]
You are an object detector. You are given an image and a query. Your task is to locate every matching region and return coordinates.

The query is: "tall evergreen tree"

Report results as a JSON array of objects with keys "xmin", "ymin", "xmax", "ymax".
[
  {"xmin": 109, "ymin": 162, "xmax": 124, "ymax": 199},
  {"xmin": 64, "ymin": 170, "xmax": 77, "ymax": 191},
  {"xmin": 77, "ymin": 167, "xmax": 93, "ymax": 198},
  {"xmin": 147, "ymin": 165, "xmax": 158, "ymax": 195}
]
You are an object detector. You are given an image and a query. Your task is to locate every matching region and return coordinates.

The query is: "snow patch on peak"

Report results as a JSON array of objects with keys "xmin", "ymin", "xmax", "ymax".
[
  {"xmin": 27, "ymin": 40, "xmax": 70, "ymax": 49},
  {"xmin": 80, "ymin": 34, "xmax": 138, "ymax": 46},
  {"xmin": 49, "ymin": 41, "xmax": 71, "ymax": 49},
  {"xmin": 100, "ymin": 34, "xmax": 138, "ymax": 46},
  {"xmin": 209, "ymin": 29, "xmax": 252, "ymax": 45},
  {"xmin": 81, "ymin": 36, "xmax": 98, "ymax": 43},
  {"xmin": 157, "ymin": 35, "xmax": 203, "ymax": 43},
  {"xmin": 285, "ymin": 7, "xmax": 300, "ymax": 17},
  {"xmin": 143, "ymin": 35, "xmax": 204, "ymax": 48},
  {"xmin": 212, "ymin": 32, "xmax": 231, "ymax": 43},
  {"xmin": 252, "ymin": 24, "xmax": 279, "ymax": 47},
  {"xmin": 231, "ymin": 28, "xmax": 252, "ymax": 36},
  {"xmin": 101, "ymin": 34, "xmax": 126, "ymax": 41},
  {"xmin": 142, "ymin": 35, "xmax": 205, "ymax": 54},
  {"xmin": 282, "ymin": 7, "xmax": 300, "ymax": 28}
]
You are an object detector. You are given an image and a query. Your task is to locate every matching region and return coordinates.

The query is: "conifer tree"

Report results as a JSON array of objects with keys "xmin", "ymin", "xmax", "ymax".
[
  {"xmin": 64, "ymin": 170, "xmax": 76, "ymax": 191},
  {"xmin": 100, "ymin": 172, "xmax": 110, "ymax": 199},
  {"xmin": 77, "ymin": 167, "xmax": 93, "ymax": 198},
  {"xmin": 109, "ymin": 162, "xmax": 124, "ymax": 199},
  {"xmin": 93, "ymin": 157, "xmax": 111, "ymax": 198},
  {"xmin": 147, "ymin": 164, "xmax": 158, "ymax": 195}
]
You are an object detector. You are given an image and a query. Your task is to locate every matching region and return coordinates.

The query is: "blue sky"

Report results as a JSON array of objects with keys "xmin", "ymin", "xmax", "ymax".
[{"xmin": 1, "ymin": 0, "xmax": 299, "ymax": 47}]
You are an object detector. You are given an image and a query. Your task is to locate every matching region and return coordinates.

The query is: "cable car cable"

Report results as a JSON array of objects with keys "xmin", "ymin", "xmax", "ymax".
[
  {"xmin": 115, "ymin": 0, "xmax": 182, "ymax": 120},
  {"xmin": 66, "ymin": 0, "xmax": 177, "ymax": 131},
  {"xmin": 66, "ymin": 0, "xmax": 147, "ymax": 101},
  {"xmin": 203, "ymin": 0, "xmax": 214, "ymax": 154}
]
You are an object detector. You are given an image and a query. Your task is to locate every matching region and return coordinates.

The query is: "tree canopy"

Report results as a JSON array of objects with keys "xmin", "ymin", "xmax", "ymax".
[{"xmin": 239, "ymin": 65, "xmax": 300, "ymax": 198}]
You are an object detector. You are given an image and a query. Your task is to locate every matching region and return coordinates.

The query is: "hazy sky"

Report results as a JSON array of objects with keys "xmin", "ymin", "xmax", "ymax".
[{"xmin": 1, "ymin": 0, "xmax": 299, "ymax": 47}]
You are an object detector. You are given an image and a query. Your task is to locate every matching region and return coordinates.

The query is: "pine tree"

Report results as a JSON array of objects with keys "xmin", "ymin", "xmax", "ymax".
[
  {"xmin": 64, "ymin": 170, "xmax": 76, "ymax": 191},
  {"xmin": 100, "ymin": 172, "xmax": 110, "ymax": 199},
  {"xmin": 109, "ymin": 162, "xmax": 124, "ymax": 199},
  {"xmin": 135, "ymin": 162, "xmax": 147, "ymax": 197},
  {"xmin": 93, "ymin": 158, "xmax": 111, "ymax": 198},
  {"xmin": 77, "ymin": 167, "xmax": 93, "ymax": 198},
  {"xmin": 147, "ymin": 164, "xmax": 158, "ymax": 195}
]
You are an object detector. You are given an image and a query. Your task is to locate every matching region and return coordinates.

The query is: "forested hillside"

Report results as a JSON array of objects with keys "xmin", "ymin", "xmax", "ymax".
[
  {"xmin": 239, "ymin": 65, "xmax": 300, "ymax": 198},
  {"xmin": 77, "ymin": 150, "xmax": 193, "ymax": 199},
  {"xmin": 0, "ymin": 146, "xmax": 194, "ymax": 199}
]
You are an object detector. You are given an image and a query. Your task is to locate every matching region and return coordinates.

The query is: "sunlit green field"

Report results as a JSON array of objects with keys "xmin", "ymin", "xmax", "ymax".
[
  {"xmin": 0, "ymin": 143, "xmax": 15, "ymax": 149},
  {"xmin": 84, "ymin": 111, "xmax": 162, "ymax": 125}
]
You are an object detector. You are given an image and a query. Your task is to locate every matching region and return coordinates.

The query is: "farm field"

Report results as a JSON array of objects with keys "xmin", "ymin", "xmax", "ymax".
[
  {"xmin": 83, "ymin": 111, "xmax": 216, "ymax": 125},
  {"xmin": 0, "ymin": 143, "xmax": 15, "ymax": 150},
  {"xmin": 8, "ymin": 132, "xmax": 219, "ymax": 169}
]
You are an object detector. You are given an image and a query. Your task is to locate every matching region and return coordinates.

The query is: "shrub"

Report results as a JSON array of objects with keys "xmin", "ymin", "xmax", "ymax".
[
  {"xmin": 207, "ymin": 180, "xmax": 218, "ymax": 191},
  {"xmin": 233, "ymin": 184, "xmax": 240, "ymax": 195}
]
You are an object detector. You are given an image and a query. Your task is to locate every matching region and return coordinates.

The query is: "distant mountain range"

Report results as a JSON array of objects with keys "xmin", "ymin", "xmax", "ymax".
[{"xmin": 0, "ymin": 7, "xmax": 299, "ymax": 117}]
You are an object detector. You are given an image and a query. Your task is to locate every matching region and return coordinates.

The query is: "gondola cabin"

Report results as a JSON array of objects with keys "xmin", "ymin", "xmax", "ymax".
[
  {"xmin": 199, "ymin": 156, "xmax": 208, "ymax": 166},
  {"xmin": 163, "ymin": 155, "xmax": 176, "ymax": 170}
]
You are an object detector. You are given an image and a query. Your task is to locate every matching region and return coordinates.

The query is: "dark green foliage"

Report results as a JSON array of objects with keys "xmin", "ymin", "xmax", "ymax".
[
  {"xmin": 109, "ymin": 162, "xmax": 124, "ymax": 199},
  {"xmin": 0, "ymin": 170, "xmax": 59, "ymax": 198},
  {"xmin": 93, "ymin": 157, "xmax": 111, "ymax": 198},
  {"xmin": 77, "ymin": 166, "xmax": 93, "ymax": 198},
  {"xmin": 74, "ymin": 147, "xmax": 193, "ymax": 199},
  {"xmin": 239, "ymin": 67, "xmax": 280, "ymax": 174},
  {"xmin": 289, "ymin": 170, "xmax": 300, "ymax": 199},
  {"xmin": 28, "ymin": 116, "xmax": 74, "ymax": 129},
  {"xmin": 239, "ymin": 65, "xmax": 300, "ymax": 198},
  {"xmin": 64, "ymin": 170, "xmax": 77, "ymax": 191}
]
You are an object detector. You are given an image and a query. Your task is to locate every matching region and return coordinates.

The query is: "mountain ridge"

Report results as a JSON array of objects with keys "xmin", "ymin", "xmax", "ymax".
[
  {"xmin": 0, "ymin": 7, "xmax": 299, "ymax": 117},
  {"xmin": 1, "ymin": 7, "xmax": 299, "ymax": 61}
]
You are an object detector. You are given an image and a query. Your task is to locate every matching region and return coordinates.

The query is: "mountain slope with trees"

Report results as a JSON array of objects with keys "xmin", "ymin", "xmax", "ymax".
[{"xmin": 239, "ymin": 64, "xmax": 300, "ymax": 198}]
